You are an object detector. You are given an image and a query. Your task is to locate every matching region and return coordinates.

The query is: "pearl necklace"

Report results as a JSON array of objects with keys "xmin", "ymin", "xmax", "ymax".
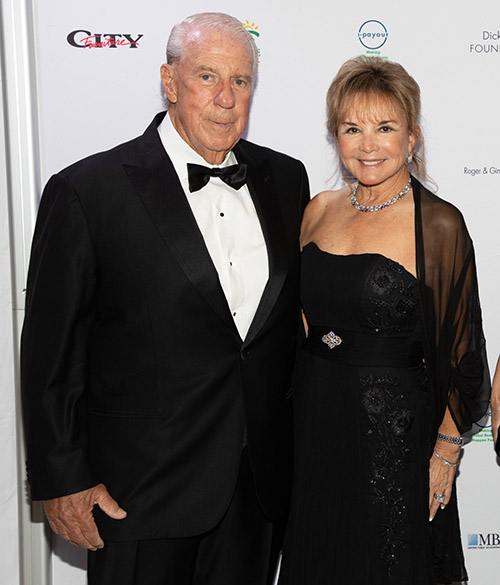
[{"xmin": 350, "ymin": 177, "xmax": 412, "ymax": 212}]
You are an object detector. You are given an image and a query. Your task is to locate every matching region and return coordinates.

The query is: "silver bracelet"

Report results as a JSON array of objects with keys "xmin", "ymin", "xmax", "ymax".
[
  {"xmin": 436, "ymin": 432, "xmax": 464, "ymax": 447},
  {"xmin": 433, "ymin": 450, "xmax": 459, "ymax": 467}
]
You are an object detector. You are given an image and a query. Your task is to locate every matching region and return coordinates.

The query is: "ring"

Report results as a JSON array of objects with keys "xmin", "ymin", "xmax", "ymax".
[{"xmin": 434, "ymin": 493, "xmax": 445, "ymax": 504}]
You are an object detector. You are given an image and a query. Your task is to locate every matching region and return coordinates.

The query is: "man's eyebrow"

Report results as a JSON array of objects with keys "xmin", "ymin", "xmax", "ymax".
[
  {"xmin": 193, "ymin": 65, "xmax": 253, "ymax": 83},
  {"xmin": 194, "ymin": 65, "xmax": 218, "ymax": 74}
]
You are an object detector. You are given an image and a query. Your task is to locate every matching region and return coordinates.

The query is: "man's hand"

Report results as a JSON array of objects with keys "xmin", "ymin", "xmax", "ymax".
[{"xmin": 44, "ymin": 483, "xmax": 126, "ymax": 550}]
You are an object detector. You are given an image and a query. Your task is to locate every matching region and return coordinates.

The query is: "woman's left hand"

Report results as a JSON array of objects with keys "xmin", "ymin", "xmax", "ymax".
[
  {"xmin": 491, "ymin": 355, "xmax": 500, "ymax": 446},
  {"xmin": 428, "ymin": 444, "xmax": 460, "ymax": 521}
]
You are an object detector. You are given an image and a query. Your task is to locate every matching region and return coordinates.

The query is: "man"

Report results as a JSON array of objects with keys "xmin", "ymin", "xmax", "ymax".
[{"xmin": 21, "ymin": 12, "xmax": 309, "ymax": 585}]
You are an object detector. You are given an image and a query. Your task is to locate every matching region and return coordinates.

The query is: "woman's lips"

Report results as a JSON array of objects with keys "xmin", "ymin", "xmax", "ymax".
[{"xmin": 359, "ymin": 159, "xmax": 384, "ymax": 167}]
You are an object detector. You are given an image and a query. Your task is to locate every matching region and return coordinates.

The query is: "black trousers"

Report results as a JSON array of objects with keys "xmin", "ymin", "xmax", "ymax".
[{"xmin": 88, "ymin": 449, "xmax": 285, "ymax": 585}]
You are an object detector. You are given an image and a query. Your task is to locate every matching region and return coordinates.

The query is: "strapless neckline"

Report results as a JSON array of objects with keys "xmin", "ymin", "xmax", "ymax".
[{"xmin": 302, "ymin": 241, "xmax": 417, "ymax": 282}]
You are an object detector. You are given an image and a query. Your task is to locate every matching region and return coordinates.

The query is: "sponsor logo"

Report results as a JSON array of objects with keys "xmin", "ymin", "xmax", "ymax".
[
  {"xmin": 243, "ymin": 20, "xmax": 260, "ymax": 38},
  {"xmin": 464, "ymin": 167, "xmax": 500, "ymax": 177},
  {"xmin": 468, "ymin": 533, "xmax": 500, "ymax": 549},
  {"xmin": 67, "ymin": 30, "xmax": 143, "ymax": 49},
  {"xmin": 472, "ymin": 404, "xmax": 493, "ymax": 443},
  {"xmin": 358, "ymin": 20, "xmax": 389, "ymax": 51},
  {"xmin": 469, "ymin": 30, "xmax": 500, "ymax": 53},
  {"xmin": 242, "ymin": 20, "xmax": 261, "ymax": 63}
]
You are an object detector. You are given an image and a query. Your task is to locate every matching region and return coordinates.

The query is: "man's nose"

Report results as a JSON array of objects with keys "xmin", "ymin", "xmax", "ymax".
[{"xmin": 214, "ymin": 79, "xmax": 236, "ymax": 108}]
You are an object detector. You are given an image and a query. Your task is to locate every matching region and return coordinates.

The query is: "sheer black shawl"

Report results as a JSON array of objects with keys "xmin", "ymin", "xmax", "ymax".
[
  {"xmin": 414, "ymin": 178, "xmax": 489, "ymax": 436},
  {"xmin": 413, "ymin": 178, "xmax": 490, "ymax": 582}
]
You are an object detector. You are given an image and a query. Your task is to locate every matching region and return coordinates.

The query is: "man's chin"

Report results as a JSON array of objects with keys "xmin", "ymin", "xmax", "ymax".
[{"xmin": 197, "ymin": 140, "xmax": 241, "ymax": 164}]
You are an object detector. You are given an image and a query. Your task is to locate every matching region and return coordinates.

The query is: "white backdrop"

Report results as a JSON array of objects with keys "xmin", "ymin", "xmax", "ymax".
[
  {"xmin": 0, "ymin": 52, "xmax": 21, "ymax": 585},
  {"xmin": 2, "ymin": 0, "xmax": 500, "ymax": 584}
]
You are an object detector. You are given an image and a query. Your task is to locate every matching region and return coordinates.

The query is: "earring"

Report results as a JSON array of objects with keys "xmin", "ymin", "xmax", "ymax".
[{"xmin": 405, "ymin": 152, "xmax": 413, "ymax": 165}]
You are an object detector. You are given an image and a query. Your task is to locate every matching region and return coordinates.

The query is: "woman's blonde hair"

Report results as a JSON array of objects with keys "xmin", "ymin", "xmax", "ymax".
[{"xmin": 326, "ymin": 56, "xmax": 426, "ymax": 181}]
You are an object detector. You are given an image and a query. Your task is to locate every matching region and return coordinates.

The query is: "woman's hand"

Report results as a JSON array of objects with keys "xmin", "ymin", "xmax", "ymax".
[
  {"xmin": 491, "ymin": 356, "xmax": 500, "ymax": 446},
  {"xmin": 428, "ymin": 443, "xmax": 460, "ymax": 521}
]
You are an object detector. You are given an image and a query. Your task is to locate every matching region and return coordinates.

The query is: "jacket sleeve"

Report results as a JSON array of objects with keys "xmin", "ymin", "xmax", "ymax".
[
  {"xmin": 298, "ymin": 160, "xmax": 311, "ymax": 217},
  {"xmin": 21, "ymin": 173, "xmax": 100, "ymax": 500}
]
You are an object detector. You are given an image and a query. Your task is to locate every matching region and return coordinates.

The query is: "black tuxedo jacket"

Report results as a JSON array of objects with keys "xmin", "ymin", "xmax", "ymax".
[{"xmin": 21, "ymin": 112, "xmax": 310, "ymax": 541}]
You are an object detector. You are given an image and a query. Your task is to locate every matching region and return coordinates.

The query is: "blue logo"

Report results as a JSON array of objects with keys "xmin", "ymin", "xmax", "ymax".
[
  {"xmin": 467, "ymin": 533, "xmax": 500, "ymax": 548},
  {"xmin": 358, "ymin": 20, "xmax": 389, "ymax": 50},
  {"xmin": 468, "ymin": 534, "xmax": 479, "ymax": 546}
]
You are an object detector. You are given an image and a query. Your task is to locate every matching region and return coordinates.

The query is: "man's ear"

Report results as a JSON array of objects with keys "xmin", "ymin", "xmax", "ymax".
[{"xmin": 160, "ymin": 64, "xmax": 177, "ymax": 104}]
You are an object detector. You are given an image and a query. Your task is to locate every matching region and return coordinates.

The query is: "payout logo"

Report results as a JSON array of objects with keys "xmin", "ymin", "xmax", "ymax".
[{"xmin": 358, "ymin": 20, "xmax": 389, "ymax": 50}]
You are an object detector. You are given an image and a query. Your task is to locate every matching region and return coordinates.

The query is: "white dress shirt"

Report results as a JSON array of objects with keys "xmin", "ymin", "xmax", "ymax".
[{"xmin": 158, "ymin": 113, "xmax": 268, "ymax": 340}]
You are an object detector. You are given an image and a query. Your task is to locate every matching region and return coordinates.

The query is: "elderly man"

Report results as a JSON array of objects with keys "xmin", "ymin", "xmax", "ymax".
[{"xmin": 21, "ymin": 11, "xmax": 309, "ymax": 585}]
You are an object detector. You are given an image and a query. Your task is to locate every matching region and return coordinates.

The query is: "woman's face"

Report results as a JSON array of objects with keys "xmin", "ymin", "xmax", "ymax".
[{"xmin": 337, "ymin": 93, "xmax": 417, "ymax": 188}]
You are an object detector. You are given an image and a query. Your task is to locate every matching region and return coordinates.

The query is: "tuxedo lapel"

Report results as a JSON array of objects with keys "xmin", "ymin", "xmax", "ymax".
[
  {"xmin": 234, "ymin": 142, "xmax": 289, "ymax": 346},
  {"xmin": 123, "ymin": 114, "xmax": 238, "ymax": 335}
]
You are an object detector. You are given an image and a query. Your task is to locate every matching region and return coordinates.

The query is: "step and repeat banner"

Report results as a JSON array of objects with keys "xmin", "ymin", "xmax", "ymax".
[{"xmin": 12, "ymin": 0, "xmax": 500, "ymax": 583}]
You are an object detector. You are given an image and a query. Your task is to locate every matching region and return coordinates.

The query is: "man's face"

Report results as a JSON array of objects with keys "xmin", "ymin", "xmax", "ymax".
[{"xmin": 161, "ymin": 29, "xmax": 254, "ymax": 165}]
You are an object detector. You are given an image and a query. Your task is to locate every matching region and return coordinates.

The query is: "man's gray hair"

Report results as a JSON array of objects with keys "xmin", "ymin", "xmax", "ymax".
[{"xmin": 166, "ymin": 12, "xmax": 258, "ymax": 80}]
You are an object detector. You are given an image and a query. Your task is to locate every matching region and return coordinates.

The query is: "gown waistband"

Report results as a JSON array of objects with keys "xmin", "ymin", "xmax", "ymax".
[{"xmin": 303, "ymin": 326, "xmax": 424, "ymax": 368}]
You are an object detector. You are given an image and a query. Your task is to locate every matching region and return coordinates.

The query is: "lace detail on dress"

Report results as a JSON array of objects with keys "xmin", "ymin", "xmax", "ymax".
[
  {"xmin": 367, "ymin": 258, "xmax": 418, "ymax": 334},
  {"xmin": 360, "ymin": 372, "xmax": 414, "ymax": 577}
]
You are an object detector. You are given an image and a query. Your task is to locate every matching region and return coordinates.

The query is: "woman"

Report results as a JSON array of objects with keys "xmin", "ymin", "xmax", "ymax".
[
  {"xmin": 491, "ymin": 356, "xmax": 500, "ymax": 455},
  {"xmin": 279, "ymin": 57, "xmax": 490, "ymax": 585}
]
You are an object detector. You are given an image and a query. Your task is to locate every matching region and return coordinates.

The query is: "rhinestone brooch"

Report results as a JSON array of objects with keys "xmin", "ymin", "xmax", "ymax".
[{"xmin": 322, "ymin": 331, "xmax": 343, "ymax": 349}]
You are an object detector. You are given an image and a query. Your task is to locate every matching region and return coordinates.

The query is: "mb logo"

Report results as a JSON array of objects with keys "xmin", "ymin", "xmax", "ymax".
[{"xmin": 468, "ymin": 533, "xmax": 500, "ymax": 548}]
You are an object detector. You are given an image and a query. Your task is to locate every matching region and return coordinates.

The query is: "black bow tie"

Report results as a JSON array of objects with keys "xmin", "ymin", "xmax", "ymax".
[{"xmin": 187, "ymin": 163, "xmax": 248, "ymax": 193}]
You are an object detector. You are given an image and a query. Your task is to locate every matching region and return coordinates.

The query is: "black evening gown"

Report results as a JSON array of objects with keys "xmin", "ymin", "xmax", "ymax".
[{"xmin": 279, "ymin": 242, "xmax": 437, "ymax": 585}]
